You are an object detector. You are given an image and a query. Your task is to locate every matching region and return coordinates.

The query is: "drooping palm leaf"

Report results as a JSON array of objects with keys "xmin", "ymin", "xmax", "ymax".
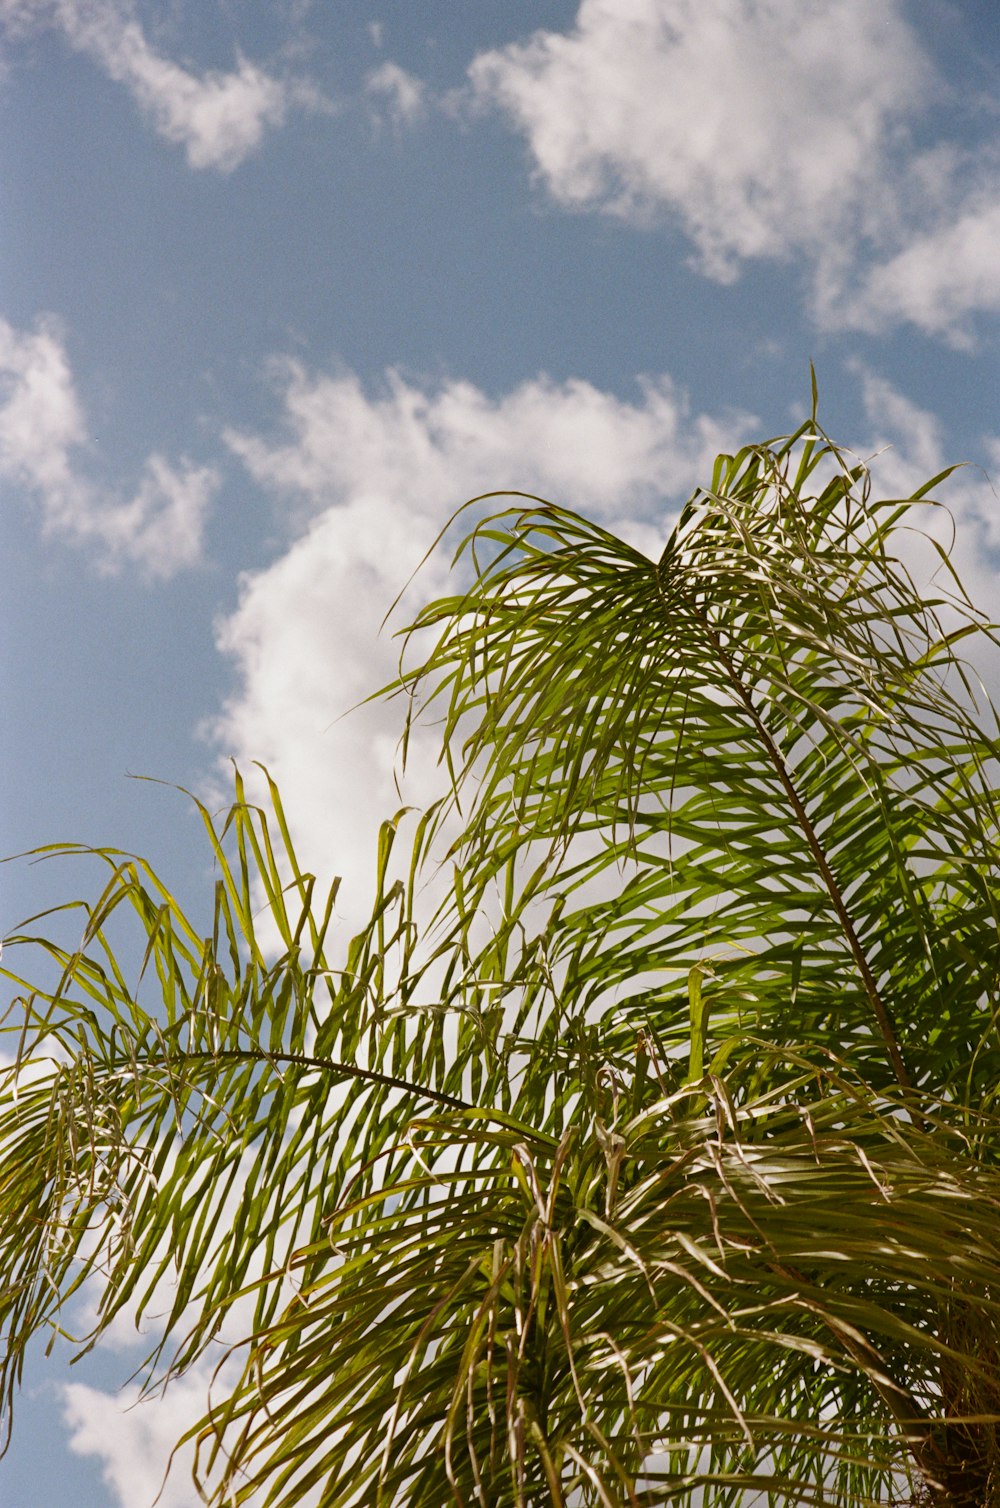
[
  {"xmin": 0, "ymin": 773, "xmax": 466, "ymax": 1418},
  {"xmin": 197, "ymin": 1071, "xmax": 1000, "ymax": 1507},
  {"xmin": 3, "ymin": 403, "xmax": 1000, "ymax": 1505}
]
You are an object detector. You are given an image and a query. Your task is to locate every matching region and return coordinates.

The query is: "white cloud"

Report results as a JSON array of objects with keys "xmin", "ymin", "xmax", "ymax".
[
  {"xmin": 836, "ymin": 196, "xmax": 1000, "ymax": 349},
  {"xmin": 366, "ymin": 59, "xmax": 427, "ymax": 129},
  {"xmin": 48, "ymin": 365, "xmax": 1000, "ymax": 1508},
  {"xmin": 84, "ymin": 30, "xmax": 289, "ymax": 174},
  {"xmin": 854, "ymin": 367, "xmax": 947, "ymax": 492},
  {"xmin": 223, "ymin": 361, "xmax": 747, "ymax": 528},
  {"xmin": 213, "ymin": 358, "xmax": 1000, "ymax": 941},
  {"xmin": 62, "ymin": 1362, "xmax": 237, "ymax": 1508},
  {"xmin": 0, "ymin": 313, "xmax": 85, "ymax": 491},
  {"xmin": 466, "ymin": 0, "xmax": 930, "ymax": 283},
  {"xmin": 213, "ymin": 362, "xmax": 755, "ymax": 931},
  {"xmin": 90, "ymin": 451, "xmax": 219, "ymax": 576},
  {"xmin": 0, "ymin": 0, "xmax": 42, "ymax": 35},
  {"xmin": 0, "ymin": 0, "xmax": 321, "ymax": 171},
  {"xmin": 0, "ymin": 314, "xmax": 217, "ymax": 575},
  {"xmin": 450, "ymin": 0, "xmax": 1000, "ymax": 340}
]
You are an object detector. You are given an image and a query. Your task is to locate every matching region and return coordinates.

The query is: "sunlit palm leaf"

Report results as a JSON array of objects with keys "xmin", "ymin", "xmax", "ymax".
[
  {"xmin": 3, "ymin": 403, "xmax": 1000, "ymax": 1505},
  {"xmin": 394, "ymin": 419, "xmax": 1000, "ymax": 1117},
  {"xmin": 0, "ymin": 775, "xmax": 465, "ymax": 1417}
]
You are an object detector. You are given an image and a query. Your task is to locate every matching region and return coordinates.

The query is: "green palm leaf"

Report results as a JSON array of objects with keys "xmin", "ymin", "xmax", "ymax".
[{"xmin": 4, "ymin": 402, "xmax": 1000, "ymax": 1505}]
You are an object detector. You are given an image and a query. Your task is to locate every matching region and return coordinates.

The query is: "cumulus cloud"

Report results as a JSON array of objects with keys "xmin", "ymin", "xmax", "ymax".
[
  {"xmin": 63, "ymin": 1346, "xmax": 326, "ymax": 1508},
  {"xmin": 91, "ymin": 451, "xmax": 219, "ymax": 575},
  {"xmin": 57, "ymin": 1087, "xmax": 339, "ymax": 1508},
  {"xmin": 0, "ymin": 313, "xmax": 85, "ymax": 490},
  {"xmin": 438, "ymin": 0, "xmax": 1000, "ymax": 339},
  {"xmin": 63, "ymin": 1362, "xmax": 238, "ymax": 1508},
  {"xmin": 836, "ymin": 196, "xmax": 1000, "ymax": 349},
  {"xmin": 853, "ymin": 368, "xmax": 948, "ymax": 492},
  {"xmin": 223, "ymin": 361, "xmax": 747, "ymax": 529},
  {"xmin": 213, "ymin": 358, "xmax": 1000, "ymax": 938},
  {"xmin": 0, "ymin": 0, "xmax": 321, "ymax": 170},
  {"xmin": 0, "ymin": 314, "xmax": 217, "ymax": 575},
  {"xmin": 51, "ymin": 365, "xmax": 1000, "ymax": 1505},
  {"xmin": 212, "ymin": 362, "xmax": 755, "ymax": 930},
  {"xmin": 466, "ymin": 0, "xmax": 930, "ymax": 283}
]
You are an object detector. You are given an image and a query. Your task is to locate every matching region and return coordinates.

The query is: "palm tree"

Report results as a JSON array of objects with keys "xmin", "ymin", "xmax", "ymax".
[{"xmin": 3, "ymin": 396, "xmax": 1000, "ymax": 1506}]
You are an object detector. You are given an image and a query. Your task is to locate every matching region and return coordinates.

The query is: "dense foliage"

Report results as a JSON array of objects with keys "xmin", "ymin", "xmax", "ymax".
[{"xmin": 4, "ymin": 401, "xmax": 1000, "ymax": 1505}]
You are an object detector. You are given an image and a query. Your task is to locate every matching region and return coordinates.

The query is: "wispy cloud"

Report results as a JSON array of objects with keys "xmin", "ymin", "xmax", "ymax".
[
  {"xmin": 0, "ymin": 314, "xmax": 217, "ymax": 575},
  {"xmin": 0, "ymin": 0, "xmax": 325, "ymax": 170},
  {"xmin": 365, "ymin": 60, "xmax": 427, "ymax": 130}
]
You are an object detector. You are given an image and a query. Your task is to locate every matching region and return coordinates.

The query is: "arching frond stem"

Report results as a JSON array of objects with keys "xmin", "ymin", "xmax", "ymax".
[
  {"xmin": 109, "ymin": 1047, "xmax": 472, "ymax": 1112},
  {"xmin": 703, "ymin": 622, "xmax": 915, "ymax": 1096}
]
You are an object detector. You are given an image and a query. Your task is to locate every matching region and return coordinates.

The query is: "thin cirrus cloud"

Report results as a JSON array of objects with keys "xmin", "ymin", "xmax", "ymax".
[
  {"xmin": 0, "ymin": 0, "xmax": 323, "ymax": 171},
  {"xmin": 443, "ymin": 0, "xmax": 1000, "ymax": 343},
  {"xmin": 0, "ymin": 315, "xmax": 217, "ymax": 576},
  {"xmin": 212, "ymin": 360, "xmax": 757, "ymax": 931}
]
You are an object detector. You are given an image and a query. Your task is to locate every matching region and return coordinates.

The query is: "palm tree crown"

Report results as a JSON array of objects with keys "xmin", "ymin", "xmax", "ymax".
[{"xmin": 3, "ymin": 399, "xmax": 1000, "ymax": 1506}]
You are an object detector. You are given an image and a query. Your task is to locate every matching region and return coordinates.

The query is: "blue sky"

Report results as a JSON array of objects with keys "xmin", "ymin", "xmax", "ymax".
[{"xmin": 1, "ymin": 1, "xmax": 999, "ymax": 1503}]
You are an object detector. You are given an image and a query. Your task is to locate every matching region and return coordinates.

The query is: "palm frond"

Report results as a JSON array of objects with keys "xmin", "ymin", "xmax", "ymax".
[
  {"xmin": 0, "ymin": 772, "xmax": 462, "ymax": 1426},
  {"xmin": 392, "ymin": 421, "xmax": 1000, "ymax": 1120},
  {"xmin": 3, "ymin": 408, "xmax": 1000, "ymax": 1505}
]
